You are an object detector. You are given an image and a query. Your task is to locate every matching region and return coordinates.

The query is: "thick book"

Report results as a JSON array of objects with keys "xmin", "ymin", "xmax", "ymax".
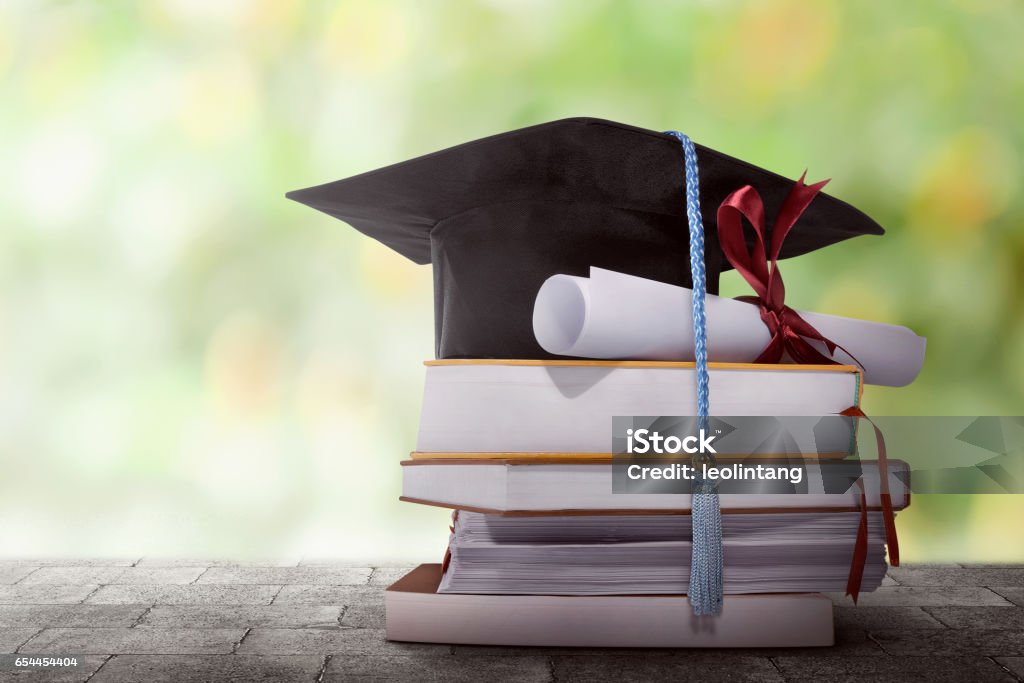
[
  {"xmin": 401, "ymin": 458, "xmax": 910, "ymax": 514},
  {"xmin": 386, "ymin": 564, "xmax": 835, "ymax": 648},
  {"xmin": 438, "ymin": 511, "xmax": 888, "ymax": 595},
  {"xmin": 417, "ymin": 360, "xmax": 863, "ymax": 454}
]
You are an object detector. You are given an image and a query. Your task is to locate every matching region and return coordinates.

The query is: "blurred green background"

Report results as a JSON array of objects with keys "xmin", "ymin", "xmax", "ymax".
[{"xmin": 1, "ymin": 0, "xmax": 1022, "ymax": 562}]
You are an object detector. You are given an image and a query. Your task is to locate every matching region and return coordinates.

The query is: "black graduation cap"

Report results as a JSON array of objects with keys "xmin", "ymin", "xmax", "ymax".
[{"xmin": 287, "ymin": 117, "xmax": 884, "ymax": 360}]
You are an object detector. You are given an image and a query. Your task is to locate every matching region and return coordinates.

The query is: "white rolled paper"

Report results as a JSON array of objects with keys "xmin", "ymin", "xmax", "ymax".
[{"xmin": 532, "ymin": 267, "xmax": 926, "ymax": 387}]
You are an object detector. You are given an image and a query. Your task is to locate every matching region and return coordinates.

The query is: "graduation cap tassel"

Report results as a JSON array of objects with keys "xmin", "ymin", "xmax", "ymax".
[{"xmin": 665, "ymin": 131, "xmax": 724, "ymax": 616}]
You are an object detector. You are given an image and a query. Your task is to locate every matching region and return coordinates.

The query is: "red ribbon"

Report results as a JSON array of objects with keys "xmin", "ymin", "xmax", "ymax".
[
  {"xmin": 441, "ymin": 510, "xmax": 459, "ymax": 574},
  {"xmin": 840, "ymin": 406, "xmax": 901, "ymax": 604},
  {"xmin": 846, "ymin": 478, "xmax": 869, "ymax": 604},
  {"xmin": 716, "ymin": 176, "xmax": 897, "ymax": 601},
  {"xmin": 716, "ymin": 174, "xmax": 860, "ymax": 367}
]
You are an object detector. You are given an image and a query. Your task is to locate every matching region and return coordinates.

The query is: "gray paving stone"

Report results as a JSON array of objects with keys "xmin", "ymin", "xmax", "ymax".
[
  {"xmin": 453, "ymin": 643, "xmax": 677, "ymax": 657},
  {"xmin": 340, "ymin": 604, "xmax": 386, "ymax": 629},
  {"xmin": 368, "ymin": 567, "xmax": 415, "ymax": 587},
  {"xmin": 0, "ymin": 605, "xmax": 147, "ymax": 628},
  {"xmin": 21, "ymin": 567, "xmax": 206, "ymax": 586},
  {"xmin": 833, "ymin": 605, "xmax": 946, "ymax": 630},
  {"xmin": 19, "ymin": 628, "xmax": 245, "ymax": 655},
  {"xmin": 826, "ymin": 586, "xmax": 1012, "ymax": 607},
  {"xmin": 196, "ymin": 566, "xmax": 371, "ymax": 586},
  {"xmin": 140, "ymin": 605, "xmax": 343, "ymax": 629},
  {"xmin": 110, "ymin": 568, "xmax": 206, "ymax": 585},
  {"xmin": 448, "ymin": 630, "xmax": 870, "ymax": 658},
  {"xmin": 992, "ymin": 587, "xmax": 1024, "ymax": 607},
  {"xmin": 89, "ymin": 654, "xmax": 323, "ymax": 682},
  {"xmin": 551, "ymin": 654, "xmax": 783, "ymax": 682},
  {"xmin": 0, "ymin": 629, "xmax": 38, "ymax": 653},
  {"xmin": 324, "ymin": 654, "xmax": 551, "ymax": 682},
  {"xmin": 888, "ymin": 566, "xmax": 1024, "ymax": 587},
  {"xmin": 236, "ymin": 628, "xmax": 450, "ymax": 656},
  {"xmin": 926, "ymin": 606, "xmax": 1024, "ymax": 630},
  {"xmin": 0, "ymin": 568, "xmax": 36, "ymax": 586},
  {"xmin": 740, "ymin": 626, "xmax": 884, "ymax": 658},
  {"xmin": 0, "ymin": 586, "xmax": 97, "ymax": 605},
  {"xmin": 299, "ymin": 559, "xmax": 412, "ymax": 568},
  {"xmin": 0, "ymin": 655, "xmax": 108, "ymax": 682},
  {"xmin": 134, "ymin": 558, "xmax": 300, "ymax": 568},
  {"xmin": 273, "ymin": 585, "xmax": 382, "ymax": 606},
  {"xmin": 995, "ymin": 657, "xmax": 1024, "ymax": 678},
  {"xmin": 84, "ymin": 584, "xmax": 280, "ymax": 605},
  {"xmin": 870, "ymin": 628, "xmax": 1024, "ymax": 657},
  {"xmin": 0, "ymin": 560, "xmax": 137, "ymax": 568},
  {"xmin": 773, "ymin": 654, "xmax": 1015, "ymax": 682},
  {"xmin": 19, "ymin": 568, "xmax": 126, "ymax": 586},
  {"xmin": 0, "ymin": 560, "xmax": 1021, "ymax": 676}
]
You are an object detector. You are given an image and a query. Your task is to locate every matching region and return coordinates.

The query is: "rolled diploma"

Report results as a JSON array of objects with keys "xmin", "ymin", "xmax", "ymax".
[{"xmin": 532, "ymin": 267, "xmax": 926, "ymax": 387}]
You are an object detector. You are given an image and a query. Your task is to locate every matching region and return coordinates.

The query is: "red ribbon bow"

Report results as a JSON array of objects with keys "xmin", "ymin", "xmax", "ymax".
[
  {"xmin": 716, "ymin": 174, "xmax": 858, "ymax": 367},
  {"xmin": 717, "ymin": 176, "xmax": 897, "ymax": 602}
]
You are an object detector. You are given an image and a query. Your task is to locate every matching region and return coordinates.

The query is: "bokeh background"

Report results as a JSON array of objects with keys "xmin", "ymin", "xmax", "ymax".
[{"xmin": 1, "ymin": 0, "xmax": 1022, "ymax": 562}]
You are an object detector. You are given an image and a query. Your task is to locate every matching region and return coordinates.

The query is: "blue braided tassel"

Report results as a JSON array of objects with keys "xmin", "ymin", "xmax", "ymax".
[{"xmin": 665, "ymin": 130, "xmax": 724, "ymax": 616}]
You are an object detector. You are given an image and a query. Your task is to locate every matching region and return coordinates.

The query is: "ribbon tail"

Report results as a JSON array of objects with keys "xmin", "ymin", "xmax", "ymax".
[
  {"xmin": 829, "ymin": 340, "xmax": 866, "ymax": 373},
  {"xmin": 769, "ymin": 174, "xmax": 830, "ymax": 260},
  {"xmin": 845, "ymin": 478, "xmax": 869, "ymax": 604},
  {"xmin": 441, "ymin": 545, "xmax": 452, "ymax": 574},
  {"xmin": 441, "ymin": 509, "xmax": 459, "ymax": 574},
  {"xmin": 841, "ymin": 407, "xmax": 900, "ymax": 567},
  {"xmin": 784, "ymin": 310, "xmax": 867, "ymax": 371}
]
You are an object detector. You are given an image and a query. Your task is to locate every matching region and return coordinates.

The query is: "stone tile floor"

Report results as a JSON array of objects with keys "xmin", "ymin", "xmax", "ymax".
[{"xmin": 0, "ymin": 561, "xmax": 1021, "ymax": 681}]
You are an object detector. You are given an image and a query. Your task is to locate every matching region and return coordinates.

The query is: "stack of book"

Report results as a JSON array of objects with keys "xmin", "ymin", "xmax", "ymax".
[
  {"xmin": 386, "ymin": 360, "xmax": 908, "ymax": 648},
  {"xmin": 286, "ymin": 117, "xmax": 920, "ymax": 648}
]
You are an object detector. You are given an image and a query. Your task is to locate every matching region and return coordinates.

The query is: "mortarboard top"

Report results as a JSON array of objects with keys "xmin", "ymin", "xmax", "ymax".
[{"xmin": 287, "ymin": 117, "xmax": 884, "ymax": 360}]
